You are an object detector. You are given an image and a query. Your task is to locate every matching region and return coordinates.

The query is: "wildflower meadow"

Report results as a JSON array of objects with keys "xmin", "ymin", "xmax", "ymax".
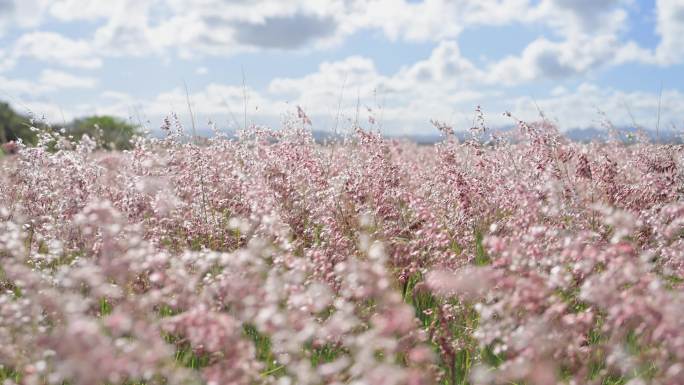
[{"xmin": 1, "ymin": 113, "xmax": 683, "ymax": 385}]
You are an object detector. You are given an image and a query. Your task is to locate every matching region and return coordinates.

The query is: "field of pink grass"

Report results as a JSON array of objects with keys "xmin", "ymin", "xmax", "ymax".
[{"xmin": 1, "ymin": 115, "xmax": 683, "ymax": 385}]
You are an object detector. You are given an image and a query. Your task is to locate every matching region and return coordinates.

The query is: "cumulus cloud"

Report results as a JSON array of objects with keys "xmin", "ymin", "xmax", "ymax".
[
  {"xmin": 86, "ymin": 84, "xmax": 280, "ymax": 130},
  {"xmin": 473, "ymin": 0, "xmax": 657, "ymax": 83},
  {"xmin": 232, "ymin": 13, "xmax": 336, "ymax": 49},
  {"xmin": 140, "ymin": 73, "xmax": 684, "ymax": 135},
  {"xmin": 94, "ymin": 22, "xmax": 156, "ymax": 56},
  {"xmin": 533, "ymin": 0, "xmax": 629, "ymax": 36},
  {"xmin": 4, "ymin": 0, "xmax": 628, "ymax": 57},
  {"xmin": 396, "ymin": 41, "xmax": 481, "ymax": 86},
  {"xmin": 12, "ymin": 68, "xmax": 684, "ymax": 137},
  {"xmin": 348, "ymin": 0, "xmax": 465, "ymax": 42},
  {"xmin": 268, "ymin": 41, "xmax": 483, "ymax": 111},
  {"xmin": 83, "ymin": 35, "xmax": 672, "ymax": 134},
  {"xmin": 39, "ymin": 69, "xmax": 98, "ymax": 89},
  {"xmin": 11, "ymin": 31, "xmax": 102, "ymax": 69},
  {"xmin": 0, "ymin": 69, "xmax": 97, "ymax": 101},
  {"xmin": 0, "ymin": 0, "xmax": 681, "ymax": 135},
  {"xmin": 246, "ymin": 47, "xmax": 684, "ymax": 133},
  {"xmin": 0, "ymin": 75, "xmax": 51, "ymax": 97},
  {"xmin": 0, "ymin": 49, "xmax": 12, "ymax": 72},
  {"xmin": 488, "ymin": 37, "xmax": 612, "ymax": 84},
  {"xmin": 269, "ymin": 56, "xmax": 382, "ymax": 99},
  {"xmin": 2, "ymin": 0, "xmax": 528, "ymax": 52},
  {"xmin": 87, "ymin": 1, "xmax": 163, "ymax": 56},
  {"xmin": 266, "ymin": 48, "xmax": 492, "ymax": 133},
  {"xmin": 0, "ymin": 0, "xmax": 671, "ymax": 69},
  {"xmin": 267, "ymin": 55, "xmax": 415, "ymax": 129},
  {"xmin": 0, "ymin": 0, "xmax": 51, "ymax": 31},
  {"xmin": 48, "ymin": 0, "xmax": 119, "ymax": 21},
  {"xmin": 655, "ymin": 0, "xmax": 684, "ymax": 64},
  {"xmin": 511, "ymin": 83, "xmax": 684, "ymax": 130},
  {"xmin": 486, "ymin": 33, "xmax": 656, "ymax": 85},
  {"xmin": 104, "ymin": 0, "xmax": 352, "ymax": 55}
]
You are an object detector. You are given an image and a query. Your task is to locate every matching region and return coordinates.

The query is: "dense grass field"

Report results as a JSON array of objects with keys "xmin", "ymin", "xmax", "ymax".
[{"xmin": 1, "ymin": 118, "xmax": 683, "ymax": 385}]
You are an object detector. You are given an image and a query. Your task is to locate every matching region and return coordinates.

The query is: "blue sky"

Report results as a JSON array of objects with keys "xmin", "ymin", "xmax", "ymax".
[{"xmin": 0, "ymin": 0, "xmax": 683, "ymax": 134}]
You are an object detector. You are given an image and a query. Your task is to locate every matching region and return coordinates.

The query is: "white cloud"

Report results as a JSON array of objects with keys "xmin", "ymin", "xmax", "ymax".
[
  {"xmin": 488, "ymin": 37, "xmax": 611, "ymax": 84},
  {"xmin": 0, "ymin": 0, "xmax": 667, "ymax": 71},
  {"xmin": 486, "ymin": 32, "xmax": 656, "ymax": 85},
  {"xmin": 655, "ymin": 0, "xmax": 684, "ymax": 64},
  {"xmin": 0, "ymin": 0, "xmax": 597, "ymax": 58},
  {"xmin": 0, "ymin": 0, "xmax": 681, "ymax": 136},
  {"xmin": 39, "ymin": 69, "xmax": 98, "ymax": 89},
  {"xmin": 48, "ymin": 0, "xmax": 120, "ymax": 21},
  {"xmin": 5, "ymin": 0, "xmax": 524, "ymax": 54},
  {"xmin": 11, "ymin": 31, "xmax": 102, "ymax": 69},
  {"xmin": 269, "ymin": 56, "xmax": 381, "ymax": 98},
  {"xmin": 510, "ymin": 83, "xmax": 684, "ymax": 130},
  {"xmin": 267, "ymin": 56, "xmax": 405, "ymax": 129},
  {"xmin": 347, "ymin": 0, "xmax": 464, "ymax": 42},
  {"xmin": 85, "ymin": 83, "xmax": 280, "ymax": 131},
  {"xmin": 19, "ymin": 79, "xmax": 684, "ymax": 135},
  {"xmin": 0, "ymin": 49, "xmax": 13, "ymax": 72},
  {"xmin": 0, "ymin": 70, "xmax": 96, "ymax": 103},
  {"xmin": 0, "ymin": 75, "xmax": 50, "ymax": 97},
  {"xmin": 11, "ymin": 73, "xmax": 684, "ymax": 136},
  {"xmin": 266, "ymin": 42, "xmax": 483, "ymax": 110},
  {"xmin": 473, "ymin": 0, "xmax": 657, "ymax": 84},
  {"xmin": 100, "ymin": 90, "xmax": 130, "ymax": 100},
  {"xmin": 150, "ymin": 83, "xmax": 276, "ymax": 117},
  {"xmin": 244, "ymin": 48, "xmax": 684, "ymax": 133},
  {"xmin": 92, "ymin": 0, "xmax": 162, "ymax": 56},
  {"xmin": 532, "ymin": 0, "xmax": 629, "ymax": 37},
  {"xmin": 346, "ymin": 0, "xmax": 631, "ymax": 44},
  {"xmin": 0, "ymin": 0, "xmax": 14, "ymax": 36},
  {"xmin": 266, "ymin": 48, "xmax": 491, "ymax": 133},
  {"xmin": 395, "ymin": 41, "xmax": 482, "ymax": 87},
  {"xmin": 0, "ymin": 0, "xmax": 51, "ymax": 31},
  {"xmin": 86, "ymin": 0, "xmax": 351, "ymax": 56}
]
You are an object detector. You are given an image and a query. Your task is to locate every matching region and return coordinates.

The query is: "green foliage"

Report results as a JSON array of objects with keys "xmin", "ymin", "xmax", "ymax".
[
  {"xmin": 0, "ymin": 102, "xmax": 36, "ymax": 145},
  {"xmin": 243, "ymin": 324, "xmax": 286, "ymax": 377},
  {"xmin": 99, "ymin": 297, "xmax": 113, "ymax": 317},
  {"xmin": 0, "ymin": 366, "xmax": 21, "ymax": 384},
  {"xmin": 473, "ymin": 229, "xmax": 490, "ymax": 266},
  {"xmin": 0, "ymin": 101, "xmax": 140, "ymax": 150},
  {"xmin": 67, "ymin": 116, "xmax": 140, "ymax": 150},
  {"xmin": 308, "ymin": 343, "xmax": 344, "ymax": 367}
]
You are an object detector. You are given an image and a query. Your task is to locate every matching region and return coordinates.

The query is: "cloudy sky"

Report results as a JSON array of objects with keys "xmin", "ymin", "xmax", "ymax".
[{"xmin": 0, "ymin": 0, "xmax": 683, "ymax": 135}]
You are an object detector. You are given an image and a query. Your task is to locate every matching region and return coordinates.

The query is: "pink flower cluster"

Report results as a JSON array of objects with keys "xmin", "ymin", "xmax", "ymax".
[{"xmin": 1, "ymin": 117, "xmax": 682, "ymax": 385}]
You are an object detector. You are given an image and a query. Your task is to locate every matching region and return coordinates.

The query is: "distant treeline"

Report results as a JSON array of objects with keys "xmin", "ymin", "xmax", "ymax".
[{"xmin": 0, "ymin": 101, "xmax": 139, "ymax": 152}]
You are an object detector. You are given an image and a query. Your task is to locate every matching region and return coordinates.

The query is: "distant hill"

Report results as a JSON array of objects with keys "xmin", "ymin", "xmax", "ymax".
[
  {"xmin": 312, "ymin": 128, "xmax": 682, "ymax": 145},
  {"xmin": 189, "ymin": 126, "xmax": 682, "ymax": 145},
  {"xmin": 565, "ymin": 127, "xmax": 682, "ymax": 144}
]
